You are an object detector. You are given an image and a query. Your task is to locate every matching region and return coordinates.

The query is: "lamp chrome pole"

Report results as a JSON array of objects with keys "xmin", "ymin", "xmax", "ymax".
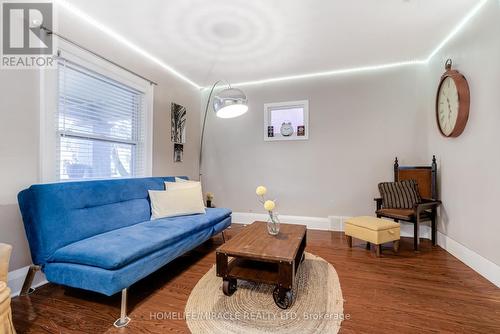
[
  {"xmin": 199, "ymin": 80, "xmax": 226, "ymax": 181},
  {"xmin": 198, "ymin": 81, "xmax": 248, "ymax": 181}
]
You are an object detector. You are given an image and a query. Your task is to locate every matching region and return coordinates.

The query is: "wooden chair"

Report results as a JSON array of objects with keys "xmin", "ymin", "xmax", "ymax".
[{"xmin": 375, "ymin": 156, "xmax": 441, "ymax": 251}]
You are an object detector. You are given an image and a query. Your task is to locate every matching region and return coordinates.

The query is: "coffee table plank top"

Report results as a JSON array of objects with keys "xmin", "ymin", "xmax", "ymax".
[{"xmin": 217, "ymin": 221, "xmax": 306, "ymax": 262}]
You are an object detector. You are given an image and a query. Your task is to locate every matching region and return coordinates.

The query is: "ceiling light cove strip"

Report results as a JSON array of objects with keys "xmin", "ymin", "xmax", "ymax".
[
  {"xmin": 231, "ymin": 60, "xmax": 426, "ymax": 87},
  {"xmin": 54, "ymin": 0, "xmax": 202, "ymax": 89},
  {"xmin": 426, "ymin": 0, "xmax": 488, "ymax": 62},
  {"xmin": 55, "ymin": 0, "xmax": 487, "ymax": 90},
  {"xmin": 224, "ymin": 0, "xmax": 488, "ymax": 89}
]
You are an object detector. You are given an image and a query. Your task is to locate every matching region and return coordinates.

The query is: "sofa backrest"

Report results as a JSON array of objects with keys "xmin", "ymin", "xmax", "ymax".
[{"xmin": 18, "ymin": 176, "xmax": 184, "ymax": 266}]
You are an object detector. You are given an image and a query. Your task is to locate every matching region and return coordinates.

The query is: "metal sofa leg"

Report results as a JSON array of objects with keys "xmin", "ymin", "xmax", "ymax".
[
  {"xmin": 20, "ymin": 265, "xmax": 41, "ymax": 296},
  {"xmin": 113, "ymin": 288, "xmax": 131, "ymax": 328},
  {"xmin": 221, "ymin": 231, "xmax": 226, "ymax": 243}
]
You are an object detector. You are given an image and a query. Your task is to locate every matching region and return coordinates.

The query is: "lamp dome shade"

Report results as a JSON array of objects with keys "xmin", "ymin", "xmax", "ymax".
[{"xmin": 213, "ymin": 88, "xmax": 248, "ymax": 118}]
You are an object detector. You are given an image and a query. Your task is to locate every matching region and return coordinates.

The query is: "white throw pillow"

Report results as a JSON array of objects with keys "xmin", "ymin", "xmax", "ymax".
[
  {"xmin": 165, "ymin": 179, "xmax": 198, "ymax": 190},
  {"xmin": 174, "ymin": 177, "xmax": 190, "ymax": 183},
  {"xmin": 149, "ymin": 182, "xmax": 206, "ymax": 220}
]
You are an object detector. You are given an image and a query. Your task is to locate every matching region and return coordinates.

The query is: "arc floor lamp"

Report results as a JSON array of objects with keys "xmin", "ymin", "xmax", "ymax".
[{"xmin": 199, "ymin": 81, "xmax": 248, "ymax": 180}]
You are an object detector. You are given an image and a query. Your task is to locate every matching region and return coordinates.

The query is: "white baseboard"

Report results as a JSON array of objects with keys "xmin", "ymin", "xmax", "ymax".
[
  {"xmin": 232, "ymin": 212, "xmax": 332, "ymax": 231},
  {"xmin": 437, "ymin": 232, "xmax": 500, "ymax": 288},
  {"xmin": 232, "ymin": 212, "xmax": 431, "ymax": 238},
  {"xmin": 232, "ymin": 212, "xmax": 499, "ymax": 288},
  {"xmin": 8, "ymin": 265, "xmax": 48, "ymax": 297}
]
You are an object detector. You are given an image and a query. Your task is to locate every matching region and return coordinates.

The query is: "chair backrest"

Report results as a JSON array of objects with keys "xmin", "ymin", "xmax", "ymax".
[
  {"xmin": 17, "ymin": 176, "xmax": 186, "ymax": 266},
  {"xmin": 394, "ymin": 156, "xmax": 437, "ymax": 200}
]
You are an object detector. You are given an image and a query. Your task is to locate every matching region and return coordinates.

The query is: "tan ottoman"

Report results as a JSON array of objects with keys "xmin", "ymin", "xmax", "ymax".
[{"xmin": 344, "ymin": 216, "xmax": 400, "ymax": 257}]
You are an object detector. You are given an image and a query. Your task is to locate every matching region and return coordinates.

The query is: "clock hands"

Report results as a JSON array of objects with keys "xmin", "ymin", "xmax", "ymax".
[
  {"xmin": 438, "ymin": 95, "xmax": 453, "ymax": 133},
  {"xmin": 447, "ymin": 98, "xmax": 452, "ymax": 118},
  {"xmin": 438, "ymin": 81, "xmax": 457, "ymax": 134}
]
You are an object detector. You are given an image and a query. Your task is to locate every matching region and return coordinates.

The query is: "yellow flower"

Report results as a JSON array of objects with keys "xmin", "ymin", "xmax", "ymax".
[
  {"xmin": 256, "ymin": 186, "xmax": 267, "ymax": 196},
  {"xmin": 264, "ymin": 200, "xmax": 275, "ymax": 211}
]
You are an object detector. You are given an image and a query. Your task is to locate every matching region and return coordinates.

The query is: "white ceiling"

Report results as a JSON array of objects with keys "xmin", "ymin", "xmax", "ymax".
[{"xmin": 61, "ymin": 0, "xmax": 481, "ymax": 87}]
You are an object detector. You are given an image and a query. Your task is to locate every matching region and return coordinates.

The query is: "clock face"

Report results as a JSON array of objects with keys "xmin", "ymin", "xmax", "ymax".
[
  {"xmin": 280, "ymin": 122, "xmax": 294, "ymax": 136},
  {"xmin": 437, "ymin": 76, "xmax": 459, "ymax": 136}
]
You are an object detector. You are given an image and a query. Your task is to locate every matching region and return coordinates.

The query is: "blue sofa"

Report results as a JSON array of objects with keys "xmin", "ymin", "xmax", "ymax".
[{"xmin": 17, "ymin": 176, "xmax": 231, "ymax": 326}]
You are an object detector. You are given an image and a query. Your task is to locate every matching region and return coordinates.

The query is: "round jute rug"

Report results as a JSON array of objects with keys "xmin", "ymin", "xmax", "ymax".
[{"xmin": 185, "ymin": 252, "xmax": 344, "ymax": 334}]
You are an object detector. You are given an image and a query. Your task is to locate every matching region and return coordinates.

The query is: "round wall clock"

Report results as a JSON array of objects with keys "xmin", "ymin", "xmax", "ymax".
[
  {"xmin": 280, "ymin": 122, "xmax": 294, "ymax": 136},
  {"xmin": 435, "ymin": 59, "xmax": 470, "ymax": 137}
]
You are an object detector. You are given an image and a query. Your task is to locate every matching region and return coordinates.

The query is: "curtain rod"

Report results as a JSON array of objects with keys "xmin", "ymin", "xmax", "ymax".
[{"xmin": 42, "ymin": 27, "xmax": 158, "ymax": 86}]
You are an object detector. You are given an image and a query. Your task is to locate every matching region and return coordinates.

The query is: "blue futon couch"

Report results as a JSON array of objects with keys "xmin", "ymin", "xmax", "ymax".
[{"xmin": 18, "ymin": 176, "xmax": 231, "ymax": 327}]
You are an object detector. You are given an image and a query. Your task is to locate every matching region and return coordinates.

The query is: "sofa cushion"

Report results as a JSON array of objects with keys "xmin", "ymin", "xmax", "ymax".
[
  {"xmin": 18, "ymin": 176, "xmax": 183, "ymax": 265},
  {"xmin": 43, "ymin": 216, "xmax": 232, "ymax": 296},
  {"xmin": 50, "ymin": 208, "xmax": 231, "ymax": 270}
]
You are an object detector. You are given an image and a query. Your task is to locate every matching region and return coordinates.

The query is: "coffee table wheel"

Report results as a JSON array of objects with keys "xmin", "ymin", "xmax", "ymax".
[
  {"xmin": 222, "ymin": 278, "xmax": 237, "ymax": 296},
  {"xmin": 273, "ymin": 286, "xmax": 293, "ymax": 309}
]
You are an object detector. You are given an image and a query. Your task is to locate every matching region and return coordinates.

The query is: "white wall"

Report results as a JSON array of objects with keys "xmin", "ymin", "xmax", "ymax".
[
  {"xmin": 0, "ymin": 9, "xmax": 201, "ymax": 272},
  {"xmin": 0, "ymin": 70, "xmax": 41, "ymax": 272},
  {"xmin": 202, "ymin": 66, "xmax": 429, "ymax": 219},
  {"xmin": 421, "ymin": 0, "xmax": 500, "ymax": 266},
  {"xmin": 203, "ymin": 1, "xmax": 500, "ymax": 271}
]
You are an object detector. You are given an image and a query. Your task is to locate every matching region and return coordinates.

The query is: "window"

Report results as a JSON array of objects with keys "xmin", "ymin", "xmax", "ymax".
[
  {"xmin": 264, "ymin": 100, "xmax": 309, "ymax": 141},
  {"xmin": 57, "ymin": 59, "xmax": 144, "ymax": 180},
  {"xmin": 40, "ymin": 43, "xmax": 153, "ymax": 182}
]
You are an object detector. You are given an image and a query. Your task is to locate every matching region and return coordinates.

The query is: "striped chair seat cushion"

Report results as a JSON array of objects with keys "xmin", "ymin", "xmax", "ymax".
[{"xmin": 378, "ymin": 180, "xmax": 421, "ymax": 209}]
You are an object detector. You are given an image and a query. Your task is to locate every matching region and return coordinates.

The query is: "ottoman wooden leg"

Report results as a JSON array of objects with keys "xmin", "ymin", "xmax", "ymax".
[
  {"xmin": 393, "ymin": 240, "xmax": 400, "ymax": 253},
  {"xmin": 346, "ymin": 235, "xmax": 352, "ymax": 248},
  {"xmin": 376, "ymin": 245, "xmax": 381, "ymax": 257},
  {"xmin": 366, "ymin": 242, "xmax": 370, "ymax": 250}
]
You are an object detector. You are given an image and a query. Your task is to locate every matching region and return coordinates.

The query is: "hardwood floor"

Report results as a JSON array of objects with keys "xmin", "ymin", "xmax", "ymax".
[{"xmin": 11, "ymin": 224, "xmax": 500, "ymax": 333}]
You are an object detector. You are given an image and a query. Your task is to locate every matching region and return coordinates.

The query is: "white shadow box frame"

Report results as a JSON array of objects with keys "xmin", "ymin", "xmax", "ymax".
[{"xmin": 263, "ymin": 100, "xmax": 309, "ymax": 141}]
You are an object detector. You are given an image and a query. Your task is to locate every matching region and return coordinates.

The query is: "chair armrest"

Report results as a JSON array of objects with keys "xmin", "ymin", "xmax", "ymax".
[
  {"xmin": 420, "ymin": 198, "xmax": 442, "ymax": 204},
  {"xmin": 0, "ymin": 243, "xmax": 12, "ymax": 283},
  {"xmin": 374, "ymin": 198, "xmax": 383, "ymax": 210},
  {"xmin": 415, "ymin": 200, "xmax": 442, "ymax": 214}
]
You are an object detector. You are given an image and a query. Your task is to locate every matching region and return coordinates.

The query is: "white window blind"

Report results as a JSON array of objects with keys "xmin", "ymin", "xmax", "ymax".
[{"xmin": 57, "ymin": 59, "xmax": 146, "ymax": 181}]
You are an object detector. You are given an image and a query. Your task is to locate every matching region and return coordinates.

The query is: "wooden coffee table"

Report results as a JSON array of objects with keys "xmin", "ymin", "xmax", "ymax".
[{"xmin": 216, "ymin": 221, "xmax": 307, "ymax": 309}]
